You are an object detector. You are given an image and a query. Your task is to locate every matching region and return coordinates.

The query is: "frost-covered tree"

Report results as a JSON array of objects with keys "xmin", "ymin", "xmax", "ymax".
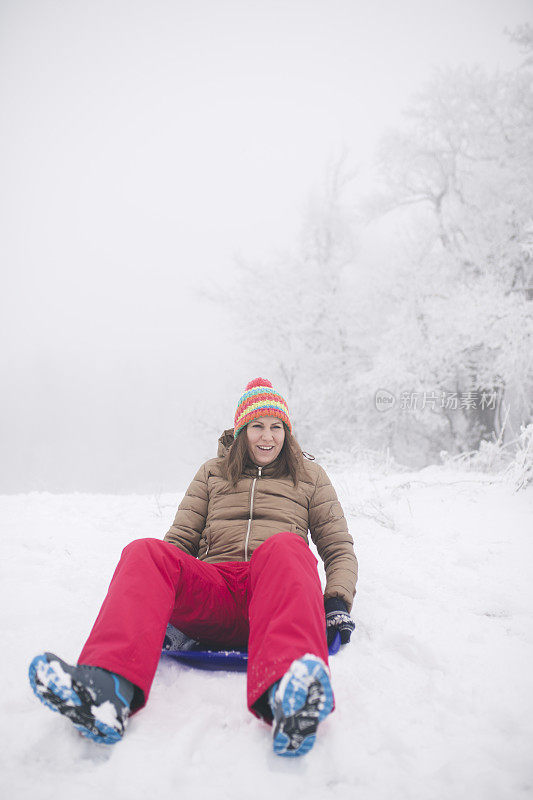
[
  {"xmin": 363, "ymin": 45, "xmax": 533, "ymax": 462},
  {"xmin": 507, "ymin": 22, "xmax": 533, "ymax": 68},
  {"xmin": 216, "ymin": 32, "xmax": 533, "ymax": 467}
]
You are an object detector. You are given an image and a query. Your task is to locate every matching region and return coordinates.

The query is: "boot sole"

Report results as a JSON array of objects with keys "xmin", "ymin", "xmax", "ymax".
[
  {"xmin": 272, "ymin": 655, "xmax": 333, "ymax": 757},
  {"xmin": 29, "ymin": 654, "xmax": 125, "ymax": 744}
]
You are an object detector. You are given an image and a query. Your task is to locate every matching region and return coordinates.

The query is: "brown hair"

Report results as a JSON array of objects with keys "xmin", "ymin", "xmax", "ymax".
[{"xmin": 222, "ymin": 426, "xmax": 306, "ymax": 488}]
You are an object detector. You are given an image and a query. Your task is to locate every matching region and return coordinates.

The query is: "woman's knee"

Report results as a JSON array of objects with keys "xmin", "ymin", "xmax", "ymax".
[{"xmin": 121, "ymin": 537, "xmax": 170, "ymax": 560}]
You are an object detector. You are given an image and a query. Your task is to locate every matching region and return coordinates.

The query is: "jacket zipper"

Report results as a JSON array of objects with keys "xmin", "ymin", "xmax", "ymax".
[{"xmin": 244, "ymin": 466, "xmax": 262, "ymax": 561}]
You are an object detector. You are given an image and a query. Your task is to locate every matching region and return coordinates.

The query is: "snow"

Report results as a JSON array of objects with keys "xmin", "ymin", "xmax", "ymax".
[
  {"xmin": 92, "ymin": 700, "xmax": 120, "ymax": 729},
  {"xmin": 273, "ymin": 653, "xmax": 330, "ymax": 717},
  {"xmin": 1, "ymin": 471, "xmax": 532, "ymax": 800}
]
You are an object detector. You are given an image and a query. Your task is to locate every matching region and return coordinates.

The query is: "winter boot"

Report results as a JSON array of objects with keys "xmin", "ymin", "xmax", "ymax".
[
  {"xmin": 268, "ymin": 654, "xmax": 334, "ymax": 757},
  {"xmin": 162, "ymin": 623, "xmax": 198, "ymax": 651},
  {"xmin": 29, "ymin": 652, "xmax": 134, "ymax": 744}
]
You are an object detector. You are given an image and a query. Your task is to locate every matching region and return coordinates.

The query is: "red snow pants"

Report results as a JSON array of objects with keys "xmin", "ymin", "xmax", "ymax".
[{"xmin": 78, "ymin": 532, "xmax": 331, "ymax": 718}]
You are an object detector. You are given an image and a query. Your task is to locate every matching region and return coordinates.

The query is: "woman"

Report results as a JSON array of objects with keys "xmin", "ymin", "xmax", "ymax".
[{"xmin": 29, "ymin": 378, "xmax": 358, "ymax": 757}]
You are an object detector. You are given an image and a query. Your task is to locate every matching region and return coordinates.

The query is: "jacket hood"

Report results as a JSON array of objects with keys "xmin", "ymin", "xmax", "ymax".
[{"xmin": 217, "ymin": 429, "xmax": 235, "ymax": 458}]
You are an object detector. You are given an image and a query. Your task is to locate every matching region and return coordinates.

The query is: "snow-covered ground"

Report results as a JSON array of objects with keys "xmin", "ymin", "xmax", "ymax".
[{"xmin": 1, "ymin": 469, "xmax": 532, "ymax": 800}]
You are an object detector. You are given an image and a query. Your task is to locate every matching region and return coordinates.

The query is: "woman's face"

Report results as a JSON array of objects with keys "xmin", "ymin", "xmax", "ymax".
[{"xmin": 246, "ymin": 416, "xmax": 285, "ymax": 467}]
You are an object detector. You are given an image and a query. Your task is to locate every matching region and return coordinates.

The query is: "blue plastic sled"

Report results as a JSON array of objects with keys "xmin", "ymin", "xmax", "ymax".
[{"xmin": 161, "ymin": 626, "xmax": 341, "ymax": 672}]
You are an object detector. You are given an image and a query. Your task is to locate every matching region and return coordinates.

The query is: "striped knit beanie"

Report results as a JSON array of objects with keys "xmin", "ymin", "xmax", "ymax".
[{"xmin": 234, "ymin": 378, "xmax": 291, "ymax": 438}]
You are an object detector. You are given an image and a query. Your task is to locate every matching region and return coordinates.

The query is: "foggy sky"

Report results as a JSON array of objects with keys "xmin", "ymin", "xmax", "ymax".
[{"xmin": 1, "ymin": 0, "xmax": 531, "ymax": 493}]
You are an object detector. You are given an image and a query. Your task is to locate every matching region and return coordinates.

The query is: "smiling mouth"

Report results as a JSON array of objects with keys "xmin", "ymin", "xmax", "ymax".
[{"xmin": 257, "ymin": 445, "xmax": 274, "ymax": 451}]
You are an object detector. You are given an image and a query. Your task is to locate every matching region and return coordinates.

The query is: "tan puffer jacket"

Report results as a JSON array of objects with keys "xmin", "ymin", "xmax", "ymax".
[{"xmin": 164, "ymin": 430, "xmax": 358, "ymax": 610}]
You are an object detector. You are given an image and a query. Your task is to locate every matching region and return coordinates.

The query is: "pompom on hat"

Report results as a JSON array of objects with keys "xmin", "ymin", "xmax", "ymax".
[{"xmin": 234, "ymin": 378, "xmax": 291, "ymax": 438}]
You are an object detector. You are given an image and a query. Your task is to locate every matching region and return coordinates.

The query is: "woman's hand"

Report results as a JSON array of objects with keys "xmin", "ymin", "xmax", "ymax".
[{"xmin": 324, "ymin": 597, "xmax": 355, "ymax": 646}]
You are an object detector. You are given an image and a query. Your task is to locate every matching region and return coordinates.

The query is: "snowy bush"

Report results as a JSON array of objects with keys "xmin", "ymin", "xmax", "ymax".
[
  {"xmin": 440, "ymin": 439, "xmax": 510, "ymax": 473},
  {"xmin": 440, "ymin": 423, "xmax": 533, "ymax": 492},
  {"xmin": 505, "ymin": 423, "xmax": 533, "ymax": 491}
]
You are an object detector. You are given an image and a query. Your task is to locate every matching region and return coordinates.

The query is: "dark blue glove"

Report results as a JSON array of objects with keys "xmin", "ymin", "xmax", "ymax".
[{"xmin": 325, "ymin": 597, "xmax": 355, "ymax": 646}]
